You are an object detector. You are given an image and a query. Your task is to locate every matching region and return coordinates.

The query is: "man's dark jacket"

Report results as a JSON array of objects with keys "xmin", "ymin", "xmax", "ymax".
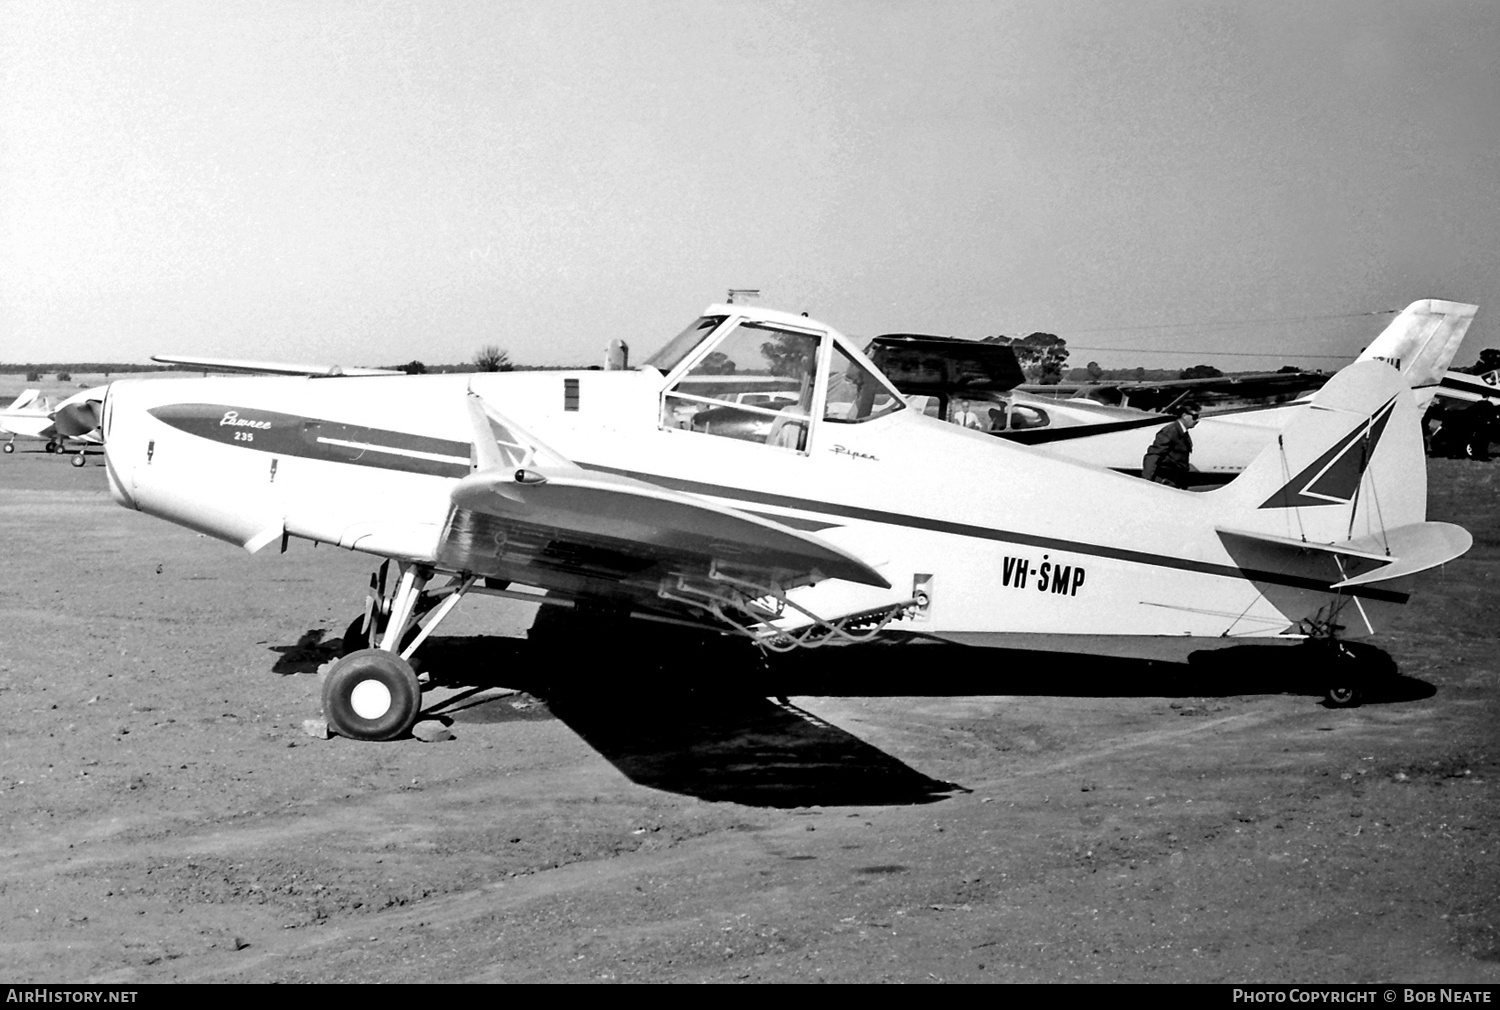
[{"xmin": 1141, "ymin": 421, "xmax": 1193, "ymax": 487}]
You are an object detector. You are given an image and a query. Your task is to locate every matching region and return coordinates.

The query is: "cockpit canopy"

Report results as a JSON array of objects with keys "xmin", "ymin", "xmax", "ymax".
[{"xmin": 645, "ymin": 307, "xmax": 906, "ymax": 452}]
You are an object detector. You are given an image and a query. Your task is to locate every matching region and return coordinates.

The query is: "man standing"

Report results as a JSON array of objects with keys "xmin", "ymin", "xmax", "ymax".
[{"xmin": 1141, "ymin": 403, "xmax": 1200, "ymax": 488}]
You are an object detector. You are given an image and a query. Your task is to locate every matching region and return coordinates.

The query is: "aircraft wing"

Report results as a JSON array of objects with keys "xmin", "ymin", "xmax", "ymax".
[
  {"xmin": 1024, "ymin": 371, "xmax": 1324, "ymax": 411},
  {"xmin": 434, "ymin": 391, "xmax": 888, "ymax": 600},
  {"xmin": 152, "ymin": 354, "xmax": 404, "ymax": 377}
]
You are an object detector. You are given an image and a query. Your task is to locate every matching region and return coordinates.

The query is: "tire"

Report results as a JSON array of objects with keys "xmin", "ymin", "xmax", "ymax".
[
  {"xmin": 2, "ymin": 443, "xmax": 12, "ymax": 454},
  {"xmin": 322, "ymin": 649, "xmax": 423, "ymax": 741},
  {"xmin": 339, "ymin": 615, "xmax": 371, "ymax": 657},
  {"xmin": 70, "ymin": 454, "xmax": 85, "ymax": 468},
  {"xmin": 1325, "ymin": 684, "xmax": 1363, "ymax": 708},
  {"xmin": 44, "ymin": 441, "xmax": 57, "ymax": 454}
]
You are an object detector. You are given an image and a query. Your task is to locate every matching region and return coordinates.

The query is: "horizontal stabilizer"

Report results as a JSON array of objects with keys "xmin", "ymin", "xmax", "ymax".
[
  {"xmin": 1334, "ymin": 522, "xmax": 1472, "ymax": 587},
  {"xmin": 1216, "ymin": 521, "xmax": 1470, "ymax": 589}
]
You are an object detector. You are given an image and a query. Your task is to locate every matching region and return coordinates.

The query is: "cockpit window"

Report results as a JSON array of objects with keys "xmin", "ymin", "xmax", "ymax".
[
  {"xmin": 660, "ymin": 322, "xmax": 820, "ymax": 451},
  {"xmin": 641, "ymin": 315, "xmax": 727, "ymax": 374},
  {"xmin": 824, "ymin": 345, "xmax": 903, "ymax": 423}
]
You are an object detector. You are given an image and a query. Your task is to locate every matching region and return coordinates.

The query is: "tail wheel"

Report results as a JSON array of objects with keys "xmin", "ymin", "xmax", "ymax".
[
  {"xmin": 70, "ymin": 454, "xmax": 86, "ymax": 468},
  {"xmin": 1325, "ymin": 684, "xmax": 1363, "ymax": 708},
  {"xmin": 1323, "ymin": 641, "xmax": 1366, "ymax": 708},
  {"xmin": 322, "ymin": 649, "xmax": 423, "ymax": 741},
  {"xmin": 2, "ymin": 442, "xmax": 12, "ymax": 454}
]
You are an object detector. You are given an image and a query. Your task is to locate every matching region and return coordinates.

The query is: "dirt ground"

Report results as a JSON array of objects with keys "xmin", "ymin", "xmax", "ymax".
[{"xmin": 0, "ymin": 445, "xmax": 1496, "ymax": 984}]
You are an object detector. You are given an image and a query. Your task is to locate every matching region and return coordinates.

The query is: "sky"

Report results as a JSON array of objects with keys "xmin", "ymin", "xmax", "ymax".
[{"xmin": 2, "ymin": 0, "xmax": 1498, "ymax": 371}]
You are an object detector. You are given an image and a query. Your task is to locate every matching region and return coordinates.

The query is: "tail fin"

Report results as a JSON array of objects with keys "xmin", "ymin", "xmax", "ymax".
[
  {"xmin": 1212, "ymin": 360, "xmax": 1427, "ymax": 543},
  {"xmin": 1356, "ymin": 299, "xmax": 1477, "ymax": 400},
  {"xmin": 1210, "ymin": 360, "xmax": 1470, "ymax": 605},
  {"xmin": 5, "ymin": 389, "xmax": 45, "ymax": 412}
]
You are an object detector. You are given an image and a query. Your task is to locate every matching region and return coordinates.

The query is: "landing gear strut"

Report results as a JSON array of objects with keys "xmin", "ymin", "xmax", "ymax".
[{"xmin": 323, "ymin": 560, "xmax": 477, "ymax": 740}]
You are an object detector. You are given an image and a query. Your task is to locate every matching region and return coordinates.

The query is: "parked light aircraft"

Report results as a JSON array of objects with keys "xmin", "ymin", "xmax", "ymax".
[
  {"xmin": 1435, "ymin": 365, "xmax": 1500, "ymax": 408},
  {"xmin": 878, "ymin": 300, "xmax": 1477, "ymax": 486},
  {"xmin": 1, "ymin": 386, "xmax": 108, "ymax": 465},
  {"xmin": 100, "ymin": 303, "xmax": 1470, "ymax": 741}
]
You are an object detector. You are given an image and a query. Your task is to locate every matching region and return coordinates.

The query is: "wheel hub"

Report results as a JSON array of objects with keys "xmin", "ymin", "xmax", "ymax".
[{"xmin": 350, "ymin": 679, "xmax": 393, "ymax": 720}]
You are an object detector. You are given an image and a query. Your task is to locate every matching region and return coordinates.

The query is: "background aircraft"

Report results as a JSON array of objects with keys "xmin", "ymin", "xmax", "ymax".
[
  {"xmin": 1, "ymin": 385, "xmax": 108, "ymax": 466},
  {"xmin": 872, "ymin": 298, "xmax": 1478, "ymax": 484},
  {"xmin": 99, "ymin": 303, "xmax": 1467, "ymax": 742}
]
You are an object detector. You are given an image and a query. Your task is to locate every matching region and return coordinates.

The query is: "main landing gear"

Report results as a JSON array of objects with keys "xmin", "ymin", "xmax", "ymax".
[{"xmin": 322, "ymin": 560, "xmax": 477, "ymax": 741}]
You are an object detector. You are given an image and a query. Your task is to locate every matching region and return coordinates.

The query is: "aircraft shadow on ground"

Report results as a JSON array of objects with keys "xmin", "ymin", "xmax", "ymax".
[
  {"xmin": 758, "ymin": 640, "xmax": 1438, "ymax": 706},
  {"xmin": 264, "ymin": 631, "xmax": 1434, "ymax": 806},
  {"xmin": 415, "ymin": 635, "xmax": 964, "ymax": 807}
]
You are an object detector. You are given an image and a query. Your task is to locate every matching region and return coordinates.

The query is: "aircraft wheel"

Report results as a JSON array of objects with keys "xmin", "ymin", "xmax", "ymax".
[
  {"xmin": 44, "ymin": 441, "xmax": 57, "ymax": 454},
  {"xmin": 70, "ymin": 453, "xmax": 86, "ymax": 468},
  {"xmin": 322, "ymin": 648, "xmax": 422, "ymax": 741},
  {"xmin": 1325, "ymin": 684, "xmax": 1363, "ymax": 708},
  {"xmin": 2, "ymin": 442, "xmax": 12, "ymax": 454}
]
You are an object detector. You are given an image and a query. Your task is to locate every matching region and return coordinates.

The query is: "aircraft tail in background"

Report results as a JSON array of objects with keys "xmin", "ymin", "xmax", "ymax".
[
  {"xmin": 1356, "ymin": 299, "xmax": 1477, "ymax": 403},
  {"xmin": 3, "ymin": 389, "xmax": 48, "ymax": 412}
]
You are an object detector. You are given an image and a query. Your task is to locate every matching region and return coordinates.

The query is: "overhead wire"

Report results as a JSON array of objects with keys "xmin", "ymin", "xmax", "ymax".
[{"xmin": 1052, "ymin": 307, "xmax": 1401, "ymax": 361}]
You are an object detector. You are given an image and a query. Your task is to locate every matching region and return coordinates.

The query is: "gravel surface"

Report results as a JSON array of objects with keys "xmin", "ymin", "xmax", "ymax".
[{"xmin": 0, "ymin": 448, "xmax": 1495, "ymax": 983}]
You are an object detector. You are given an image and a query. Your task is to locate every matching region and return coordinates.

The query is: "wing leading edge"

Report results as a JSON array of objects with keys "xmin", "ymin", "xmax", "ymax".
[{"xmin": 437, "ymin": 392, "xmax": 888, "ymax": 594}]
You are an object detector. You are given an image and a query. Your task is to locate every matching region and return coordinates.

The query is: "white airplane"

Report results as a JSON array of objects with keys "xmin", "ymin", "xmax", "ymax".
[
  {"xmin": 98, "ymin": 303, "xmax": 1469, "ymax": 741},
  {"xmin": 1435, "ymin": 365, "xmax": 1500, "ymax": 407},
  {"xmin": 883, "ymin": 300, "xmax": 1477, "ymax": 485},
  {"xmin": 1, "ymin": 386, "xmax": 109, "ymax": 465}
]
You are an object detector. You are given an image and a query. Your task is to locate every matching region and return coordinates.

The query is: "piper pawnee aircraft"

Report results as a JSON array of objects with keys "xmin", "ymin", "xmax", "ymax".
[
  {"xmin": 1, "ymin": 386, "xmax": 109, "ymax": 466},
  {"xmin": 875, "ymin": 299, "xmax": 1478, "ymax": 486},
  {"xmin": 100, "ymin": 303, "xmax": 1471, "ymax": 741}
]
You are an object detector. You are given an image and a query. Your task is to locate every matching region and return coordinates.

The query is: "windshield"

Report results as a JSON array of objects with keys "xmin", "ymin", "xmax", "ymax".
[{"xmin": 641, "ymin": 316, "xmax": 727, "ymax": 374}]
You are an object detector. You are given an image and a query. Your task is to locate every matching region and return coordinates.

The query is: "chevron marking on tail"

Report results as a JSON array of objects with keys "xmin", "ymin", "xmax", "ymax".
[{"xmin": 1258, "ymin": 397, "xmax": 1397, "ymax": 509}]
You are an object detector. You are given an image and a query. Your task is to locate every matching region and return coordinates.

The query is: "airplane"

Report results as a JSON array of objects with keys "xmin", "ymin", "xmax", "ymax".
[
  {"xmin": 874, "ymin": 299, "xmax": 1478, "ymax": 485},
  {"xmin": 97, "ymin": 303, "xmax": 1470, "ymax": 742},
  {"xmin": 1424, "ymin": 361, "xmax": 1500, "ymax": 459},
  {"xmin": 1, "ymin": 386, "xmax": 109, "ymax": 466}
]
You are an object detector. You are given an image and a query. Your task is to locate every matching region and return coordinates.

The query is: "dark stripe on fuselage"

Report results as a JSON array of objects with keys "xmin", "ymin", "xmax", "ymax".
[
  {"xmin": 577, "ymin": 463, "xmax": 1409, "ymax": 604},
  {"xmin": 146, "ymin": 402, "xmax": 1406, "ymax": 603},
  {"xmin": 148, "ymin": 403, "xmax": 472, "ymax": 478}
]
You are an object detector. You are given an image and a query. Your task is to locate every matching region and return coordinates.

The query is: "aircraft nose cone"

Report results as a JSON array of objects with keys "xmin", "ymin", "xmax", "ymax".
[{"xmin": 54, "ymin": 401, "xmax": 101, "ymax": 437}]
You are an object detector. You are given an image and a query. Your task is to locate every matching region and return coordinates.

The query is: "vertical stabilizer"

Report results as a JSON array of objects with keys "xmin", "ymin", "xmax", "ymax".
[
  {"xmin": 1210, "ymin": 360, "xmax": 1427, "ymax": 545},
  {"xmin": 1356, "ymin": 299, "xmax": 1477, "ymax": 402},
  {"xmin": 4, "ymin": 389, "xmax": 46, "ymax": 412}
]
